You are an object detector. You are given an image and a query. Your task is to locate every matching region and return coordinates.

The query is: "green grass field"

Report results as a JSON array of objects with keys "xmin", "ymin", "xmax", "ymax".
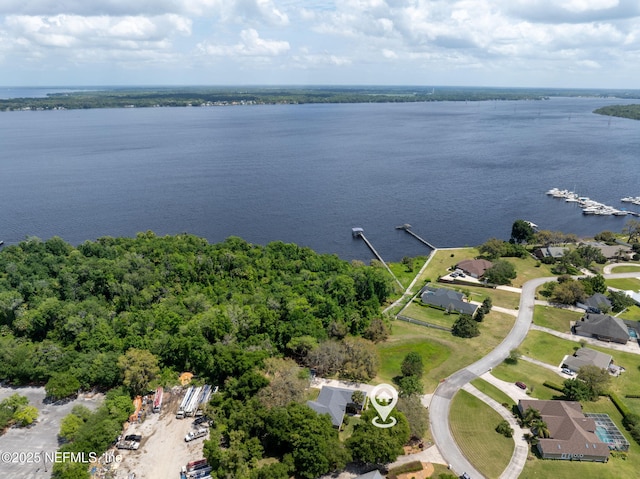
[
  {"xmin": 532, "ymin": 305, "xmax": 582, "ymax": 332},
  {"xmin": 619, "ymin": 305, "xmax": 640, "ymax": 321},
  {"xmin": 379, "ymin": 312, "xmax": 516, "ymax": 392},
  {"xmin": 491, "ymin": 360, "xmax": 565, "ymax": 400},
  {"xmin": 470, "ymin": 378, "xmax": 516, "ymax": 408},
  {"xmin": 606, "ymin": 277, "xmax": 640, "ymax": 291},
  {"xmin": 450, "ymin": 389, "xmax": 514, "ymax": 478},
  {"xmin": 608, "ymin": 264, "xmax": 640, "ymax": 273}
]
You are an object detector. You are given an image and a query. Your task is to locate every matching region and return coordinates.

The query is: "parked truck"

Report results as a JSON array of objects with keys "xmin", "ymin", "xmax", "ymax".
[
  {"xmin": 152, "ymin": 387, "xmax": 163, "ymax": 413},
  {"xmin": 185, "ymin": 428, "xmax": 208, "ymax": 442}
]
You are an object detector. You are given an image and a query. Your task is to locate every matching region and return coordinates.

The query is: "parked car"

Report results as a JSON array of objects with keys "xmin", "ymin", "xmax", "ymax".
[
  {"xmin": 515, "ymin": 381, "xmax": 527, "ymax": 390},
  {"xmin": 561, "ymin": 368, "xmax": 575, "ymax": 376},
  {"xmin": 461, "ymin": 473, "xmax": 471, "ymax": 479}
]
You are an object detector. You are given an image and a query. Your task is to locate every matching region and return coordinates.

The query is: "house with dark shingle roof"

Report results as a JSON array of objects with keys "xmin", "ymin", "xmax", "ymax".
[
  {"xmin": 562, "ymin": 348, "xmax": 613, "ymax": 373},
  {"xmin": 420, "ymin": 285, "xmax": 478, "ymax": 316},
  {"xmin": 534, "ymin": 246, "xmax": 568, "ymax": 260},
  {"xmin": 307, "ymin": 386, "xmax": 366, "ymax": 428},
  {"xmin": 518, "ymin": 400, "xmax": 610, "ymax": 462},
  {"xmin": 573, "ymin": 313, "xmax": 629, "ymax": 344},
  {"xmin": 455, "ymin": 259, "xmax": 493, "ymax": 278},
  {"xmin": 577, "ymin": 293, "xmax": 612, "ymax": 314}
]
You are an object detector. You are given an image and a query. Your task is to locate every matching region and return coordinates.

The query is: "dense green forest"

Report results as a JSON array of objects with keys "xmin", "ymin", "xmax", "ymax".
[
  {"xmin": 0, "ymin": 233, "xmax": 398, "ymax": 479},
  {"xmin": 0, "ymin": 233, "xmax": 392, "ymax": 388},
  {"xmin": 594, "ymin": 104, "xmax": 640, "ymax": 120},
  {"xmin": 3, "ymin": 85, "xmax": 640, "ymax": 111}
]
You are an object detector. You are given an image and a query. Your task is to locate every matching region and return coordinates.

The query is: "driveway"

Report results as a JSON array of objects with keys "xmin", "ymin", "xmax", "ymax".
[{"xmin": 429, "ymin": 270, "xmax": 640, "ymax": 478}]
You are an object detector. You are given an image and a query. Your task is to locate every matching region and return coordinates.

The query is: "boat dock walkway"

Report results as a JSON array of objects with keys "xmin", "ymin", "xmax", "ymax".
[
  {"xmin": 352, "ymin": 228, "xmax": 404, "ymax": 290},
  {"xmin": 395, "ymin": 224, "xmax": 437, "ymax": 250}
]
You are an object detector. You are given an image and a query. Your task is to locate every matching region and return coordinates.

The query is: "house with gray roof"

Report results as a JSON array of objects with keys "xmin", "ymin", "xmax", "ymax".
[
  {"xmin": 562, "ymin": 348, "xmax": 613, "ymax": 373},
  {"xmin": 534, "ymin": 246, "xmax": 568, "ymax": 260},
  {"xmin": 307, "ymin": 386, "xmax": 366, "ymax": 428},
  {"xmin": 518, "ymin": 399, "xmax": 610, "ymax": 462},
  {"xmin": 354, "ymin": 471, "xmax": 384, "ymax": 479},
  {"xmin": 420, "ymin": 285, "xmax": 478, "ymax": 316},
  {"xmin": 577, "ymin": 293, "xmax": 612, "ymax": 314},
  {"xmin": 573, "ymin": 313, "xmax": 629, "ymax": 344}
]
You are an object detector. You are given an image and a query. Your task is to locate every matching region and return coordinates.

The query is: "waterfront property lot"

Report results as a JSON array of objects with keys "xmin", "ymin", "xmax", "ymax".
[
  {"xmin": 507, "ymin": 256, "xmax": 556, "ymax": 288},
  {"xmin": 388, "ymin": 256, "xmax": 430, "ymax": 289},
  {"xmin": 533, "ymin": 305, "xmax": 582, "ymax": 332},
  {"xmin": 381, "ymin": 312, "xmax": 516, "ymax": 392},
  {"xmin": 449, "ymin": 389, "xmax": 514, "ymax": 479}
]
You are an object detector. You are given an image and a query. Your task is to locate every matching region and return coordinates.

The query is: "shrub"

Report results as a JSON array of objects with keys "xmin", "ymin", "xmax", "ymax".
[
  {"xmin": 543, "ymin": 381, "xmax": 564, "ymax": 392},
  {"xmin": 496, "ymin": 420, "xmax": 514, "ymax": 438},
  {"xmin": 609, "ymin": 392, "xmax": 632, "ymax": 418}
]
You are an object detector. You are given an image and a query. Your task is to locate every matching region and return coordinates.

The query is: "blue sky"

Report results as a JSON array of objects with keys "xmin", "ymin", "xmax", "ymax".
[{"xmin": 2, "ymin": 0, "xmax": 640, "ymax": 87}]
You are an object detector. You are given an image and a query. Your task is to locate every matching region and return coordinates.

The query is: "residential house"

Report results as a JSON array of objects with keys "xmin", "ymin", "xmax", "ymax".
[
  {"xmin": 534, "ymin": 246, "xmax": 568, "ymax": 260},
  {"xmin": 573, "ymin": 313, "xmax": 629, "ymax": 344},
  {"xmin": 518, "ymin": 399, "xmax": 610, "ymax": 462},
  {"xmin": 455, "ymin": 259, "xmax": 493, "ymax": 278},
  {"xmin": 576, "ymin": 293, "xmax": 612, "ymax": 314},
  {"xmin": 420, "ymin": 285, "xmax": 478, "ymax": 316},
  {"xmin": 581, "ymin": 241, "xmax": 632, "ymax": 261},
  {"xmin": 562, "ymin": 348, "xmax": 613, "ymax": 374},
  {"xmin": 307, "ymin": 386, "xmax": 366, "ymax": 428}
]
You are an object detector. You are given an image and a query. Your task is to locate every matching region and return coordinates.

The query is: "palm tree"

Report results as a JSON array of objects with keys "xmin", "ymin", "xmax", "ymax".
[
  {"xmin": 522, "ymin": 406, "xmax": 541, "ymax": 427},
  {"xmin": 531, "ymin": 419, "xmax": 551, "ymax": 439}
]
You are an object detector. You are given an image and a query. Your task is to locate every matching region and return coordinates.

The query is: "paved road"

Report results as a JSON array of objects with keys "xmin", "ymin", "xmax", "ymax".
[
  {"xmin": 429, "ymin": 270, "xmax": 640, "ymax": 478},
  {"xmin": 429, "ymin": 276, "xmax": 555, "ymax": 479}
]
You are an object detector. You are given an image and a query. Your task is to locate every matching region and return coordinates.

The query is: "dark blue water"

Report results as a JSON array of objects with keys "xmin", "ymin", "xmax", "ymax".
[{"xmin": 1, "ymin": 98, "xmax": 639, "ymax": 262}]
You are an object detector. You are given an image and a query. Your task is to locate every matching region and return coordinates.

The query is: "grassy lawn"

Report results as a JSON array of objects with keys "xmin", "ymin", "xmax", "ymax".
[
  {"xmin": 450, "ymin": 389, "xmax": 514, "ymax": 478},
  {"xmin": 401, "ymin": 302, "xmax": 457, "ymax": 329},
  {"xmin": 388, "ymin": 256, "xmax": 430, "ymax": 289},
  {"xmin": 618, "ymin": 305, "xmax": 640, "ymax": 321},
  {"xmin": 608, "ymin": 264, "xmax": 640, "ymax": 273},
  {"xmin": 521, "ymin": 396, "xmax": 640, "ymax": 479},
  {"xmin": 606, "ymin": 278, "xmax": 640, "ymax": 291},
  {"xmin": 421, "ymin": 248, "xmax": 480, "ymax": 283},
  {"xmin": 508, "ymin": 256, "xmax": 556, "ymax": 287},
  {"xmin": 532, "ymin": 305, "xmax": 583, "ymax": 332},
  {"xmin": 339, "ymin": 415, "xmax": 362, "ymax": 442},
  {"xmin": 499, "ymin": 329, "xmax": 640, "ymax": 413},
  {"xmin": 470, "ymin": 378, "xmax": 516, "ymax": 408},
  {"xmin": 519, "ymin": 330, "xmax": 578, "ymax": 366},
  {"xmin": 491, "ymin": 360, "xmax": 565, "ymax": 400},
  {"xmin": 379, "ymin": 312, "xmax": 515, "ymax": 392}
]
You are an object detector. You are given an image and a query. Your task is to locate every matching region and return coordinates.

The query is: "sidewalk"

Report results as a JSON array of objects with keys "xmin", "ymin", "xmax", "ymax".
[{"xmin": 461, "ymin": 383, "xmax": 530, "ymax": 479}]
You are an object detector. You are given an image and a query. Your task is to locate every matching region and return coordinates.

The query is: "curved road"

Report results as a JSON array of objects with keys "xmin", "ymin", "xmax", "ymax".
[{"xmin": 430, "ymin": 270, "xmax": 640, "ymax": 478}]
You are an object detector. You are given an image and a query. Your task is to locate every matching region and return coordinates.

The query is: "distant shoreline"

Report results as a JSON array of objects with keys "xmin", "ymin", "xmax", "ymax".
[{"xmin": 2, "ymin": 85, "xmax": 640, "ymax": 112}]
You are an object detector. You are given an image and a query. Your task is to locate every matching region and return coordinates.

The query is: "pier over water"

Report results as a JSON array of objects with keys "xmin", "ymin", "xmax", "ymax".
[
  {"xmin": 352, "ymin": 228, "xmax": 404, "ymax": 289},
  {"xmin": 395, "ymin": 224, "xmax": 437, "ymax": 250}
]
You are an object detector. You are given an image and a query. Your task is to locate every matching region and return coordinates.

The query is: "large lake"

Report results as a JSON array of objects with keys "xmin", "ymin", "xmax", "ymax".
[{"xmin": 1, "ymin": 97, "xmax": 639, "ymax": 262}]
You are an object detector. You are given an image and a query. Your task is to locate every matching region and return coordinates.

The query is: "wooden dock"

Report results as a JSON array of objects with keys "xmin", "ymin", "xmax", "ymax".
[
  {"xmin": 395, "ymin": 224, "xmax": 436, "ymax": 250},
  {"xmin": 352, "ymin": 228, "xmax": 404, "ymax": 290}
]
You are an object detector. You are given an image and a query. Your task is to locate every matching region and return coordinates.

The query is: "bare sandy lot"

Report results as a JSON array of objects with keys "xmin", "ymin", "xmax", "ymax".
[{"xmin": 113, "ymin": 387, "xmax": 210, "ymax": 479}]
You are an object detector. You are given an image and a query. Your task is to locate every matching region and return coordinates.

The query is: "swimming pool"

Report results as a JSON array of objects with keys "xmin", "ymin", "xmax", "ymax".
[
  {"xmin": 595, "ymin": 425, "xmax": 613, "ymax": 443},
  {"xmin": 629, "ymin": 328, "xmax": 638, "ymax": 339}
]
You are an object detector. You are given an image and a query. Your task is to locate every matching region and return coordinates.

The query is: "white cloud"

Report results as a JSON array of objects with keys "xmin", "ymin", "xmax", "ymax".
[{"xmin": 198, "ymin": 28, "xmax": 290, "ymax": 56}]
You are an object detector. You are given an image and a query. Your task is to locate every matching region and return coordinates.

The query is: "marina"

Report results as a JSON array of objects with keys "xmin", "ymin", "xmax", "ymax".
[{"xmin": 545, "ymin": 188, "xmax": 640, "ymax": 218}]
